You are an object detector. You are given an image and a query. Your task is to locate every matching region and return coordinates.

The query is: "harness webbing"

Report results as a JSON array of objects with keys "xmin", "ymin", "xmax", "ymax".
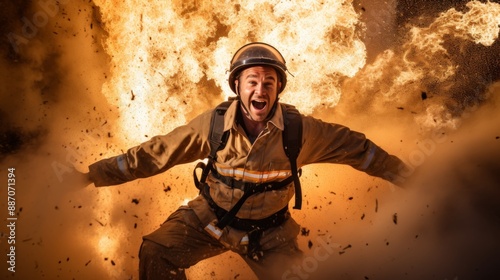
[
  {"xmin": 215, "ymin": 176, "xmax": 294, "ymax": 229},
  {"xmin": 195, "ymin": 100, "xmax": 231, "ymax": 188},
  {"xmin": 282, "ymin": 104, "xmax": 303, "ymax": 209},
  {"xmin": 193, "ymin": 99, "xmax": 303, "ymax": 230}
]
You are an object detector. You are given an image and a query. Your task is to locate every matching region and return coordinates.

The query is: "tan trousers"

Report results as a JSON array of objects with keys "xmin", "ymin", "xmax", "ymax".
[{"xmin": 140, "ymin": 205, "xmax": 302, "ymax": 279}]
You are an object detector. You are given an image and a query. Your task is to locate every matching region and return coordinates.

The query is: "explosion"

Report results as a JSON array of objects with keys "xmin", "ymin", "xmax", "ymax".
[
  {"xmin": 92, "ymin": 0, "xmax": 367, "ymax": 145},
  {"xmin": 1, "ymin": 0, "xmax": 499, "ymax": 279}
]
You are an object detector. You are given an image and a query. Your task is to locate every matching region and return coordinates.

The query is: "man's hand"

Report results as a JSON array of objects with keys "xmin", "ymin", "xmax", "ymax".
[{"xmin": 63, "ymin": 165, "xmax": 93, "ymax": 191}]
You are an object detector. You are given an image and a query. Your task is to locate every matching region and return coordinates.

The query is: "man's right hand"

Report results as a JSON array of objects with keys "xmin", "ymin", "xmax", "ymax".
[{"xmin": 63, "ymin": 166, "xmax": 93, "ymax": 191}]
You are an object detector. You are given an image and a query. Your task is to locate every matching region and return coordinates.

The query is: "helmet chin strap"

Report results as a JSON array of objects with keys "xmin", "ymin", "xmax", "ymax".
[{"xmin": 235, "ymin": 85, "xmax": 279, "ymax": 123}]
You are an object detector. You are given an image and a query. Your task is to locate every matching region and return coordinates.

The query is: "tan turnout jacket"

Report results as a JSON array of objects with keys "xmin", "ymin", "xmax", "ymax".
[{"xmin": 89, "ymin": 101, "xmax": 405, "ymax": 223}]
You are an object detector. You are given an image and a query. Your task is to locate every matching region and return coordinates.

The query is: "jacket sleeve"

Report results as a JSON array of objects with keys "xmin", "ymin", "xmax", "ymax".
[
  {"xmin": 299, "ymin": 115, "xmax": 407, "ymax": 186},
  {"xmin": 88, "ymin": 110, "xmax": 212, "ymax": 187}
]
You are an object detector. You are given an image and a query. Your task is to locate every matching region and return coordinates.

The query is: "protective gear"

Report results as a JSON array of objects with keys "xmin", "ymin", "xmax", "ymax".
[
  {"xmin": 229, "ymin": 42, "xmax": 287, "ymax": 94},
  {"xmin": 89, "ymin": 101, "xmax": 406, "ymax": 219}
]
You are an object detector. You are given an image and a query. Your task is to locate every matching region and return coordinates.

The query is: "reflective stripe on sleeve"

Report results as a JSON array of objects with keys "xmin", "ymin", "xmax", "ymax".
[
  {"xmin": 116, "ymin": 154, "xmax": 132, "ymax": 178},
  {"xmin": 360, "ymin": 145, "xmax": 377, "ymax": 170}
]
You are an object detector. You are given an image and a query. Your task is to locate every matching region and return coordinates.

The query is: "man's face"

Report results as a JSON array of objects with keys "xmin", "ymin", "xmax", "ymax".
[{"xmin": 235, "ymin": 66, "xmax": 281, "ymax": 122}]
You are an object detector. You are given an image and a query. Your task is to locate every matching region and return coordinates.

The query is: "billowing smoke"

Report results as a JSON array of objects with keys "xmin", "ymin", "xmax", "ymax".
[{"xmin": 1, "ymin": 0, "xmax": 499, "ymax": 279}]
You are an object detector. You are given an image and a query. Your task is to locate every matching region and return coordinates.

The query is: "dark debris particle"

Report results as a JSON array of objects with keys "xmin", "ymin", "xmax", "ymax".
[
  {"xmin": 496, "ymin": 136, "xmax": 499, "ymax": 139},
  {"xmin": 308, "ymin": 240, "xmax": 313, "ymax": 249},
  {"xmin": 55, "ymin": 206, "xmax": 59, "ymax": 210},
  {"xmin": 397, "ymin": 107, "xmax": 404, "ymax": 110},
  {"xmin": 361, "ymin": 213, "xmax": 365, "ymax": 220},
  {"xmin": 343, "ymin": 244, "xmax": 352, "ymax": 250},
  {"xmin": 132, "ymin": 198, "xmax": 140, "ymax": 204},
  {"xmin": 421, "ymin": 91, "xmax": 428, "ymax": 100},
  {"xmin": 111, "ymin": 260, "xmax": 116, "ymax": 266},
  {"xmin": 85, "ymin": 260, "xmax": 91, "ymax": 266},
  {"xmin": 393, "ymin": 213, "xmax": 398, "ymax": 225},
  {"xmin": 163, "ymin": 186, "xmax": 172, "ymax": 192},
  {"xmin": 348, "ymin": 196, "xmax": 353, "ymax": 200},
  {"xmin": 300, "ymin": 227, "xmax": 310, "ymax": 236},
  {"xmin": 234, "ymin": 274, "xmax": 240, "ymax": 279},
  {"xmin": 134, "ymin": 223, "xmax": 137, "ymax": 229}
]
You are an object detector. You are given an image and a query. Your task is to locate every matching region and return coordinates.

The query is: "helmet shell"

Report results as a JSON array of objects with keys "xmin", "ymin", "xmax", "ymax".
[{"xmin": 228, "ymin": 42, "xmax": 287, "ymax": 94}]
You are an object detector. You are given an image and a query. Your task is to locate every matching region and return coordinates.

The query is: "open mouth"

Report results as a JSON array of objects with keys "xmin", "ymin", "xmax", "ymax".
[{"xmin": 251, "ymin": 100, "xmax": 267, "ymax": 110}]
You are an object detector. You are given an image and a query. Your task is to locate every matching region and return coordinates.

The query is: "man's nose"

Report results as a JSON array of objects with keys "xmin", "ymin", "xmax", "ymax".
[{"xmin": 255, "ymin": 83, "xmax": 266, "ymax": 95}]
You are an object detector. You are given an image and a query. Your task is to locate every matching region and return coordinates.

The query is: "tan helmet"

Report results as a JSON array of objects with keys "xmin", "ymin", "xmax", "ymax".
[{"xmin": 228, "ymin": 42, "xmax": 287, "ymax": 94}]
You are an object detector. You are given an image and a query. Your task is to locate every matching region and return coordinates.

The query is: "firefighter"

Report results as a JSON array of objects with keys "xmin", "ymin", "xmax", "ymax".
[{"xmin": 78, "ymin": 42, "xmax": 407, "ymax": 279}]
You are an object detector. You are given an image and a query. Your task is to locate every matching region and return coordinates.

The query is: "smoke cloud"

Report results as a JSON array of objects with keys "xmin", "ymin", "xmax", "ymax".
[{"xmin": 1, "ymin": 0, "xmax": 499, "ymax": 279}]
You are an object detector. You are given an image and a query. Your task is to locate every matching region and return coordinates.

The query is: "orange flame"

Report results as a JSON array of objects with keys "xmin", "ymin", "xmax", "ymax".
[
  {"xmin": 87, "ymin": 0, "xmax": 499, "ymax": 278},
  {"xmin": 93, "ymin": 0, "xmax": 368, "ymax": 145}
]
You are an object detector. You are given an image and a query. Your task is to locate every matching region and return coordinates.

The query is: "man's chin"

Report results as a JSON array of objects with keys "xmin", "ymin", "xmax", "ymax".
[{"xmin": 249, "ymin": 112, "xmax": 268, "ymax": 122}]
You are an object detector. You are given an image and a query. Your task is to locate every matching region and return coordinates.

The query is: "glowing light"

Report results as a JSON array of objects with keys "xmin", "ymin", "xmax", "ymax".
[
  {"xmin": 97, "ymin": 235, "xmax": 117, "ymax": 254},
  {"xmin": 82, "ymin": 1, "xmax": 500, "ymax": 278},
  {"xmin": 93, "ymin": 0, "xmax": 368, "ymax": 145}
]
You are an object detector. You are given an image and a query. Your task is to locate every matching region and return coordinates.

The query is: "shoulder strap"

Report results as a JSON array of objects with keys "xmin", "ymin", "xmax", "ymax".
[
  {"xmin": 195, "ymin": 100, "xmax": 303, "ymax": 210},
  {"xmin": 195, "ymin": 100, "xmax": 232, "ymax": 189},
  {"xmin": 281, "ymin": 103, "xmax": 303, "ymax": 209},
  {"xmin": 208, "ymin": 100, "xmax": 232, "ymax": 157}
]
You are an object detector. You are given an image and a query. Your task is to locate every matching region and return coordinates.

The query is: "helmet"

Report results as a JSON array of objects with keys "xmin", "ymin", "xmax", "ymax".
[{"xmin": 228, "ymin": 42, "xmax": 287, "ymax": 94}]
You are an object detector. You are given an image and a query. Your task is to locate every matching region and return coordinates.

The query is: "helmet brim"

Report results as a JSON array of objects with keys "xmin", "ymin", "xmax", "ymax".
[{"xmin": 228, "ymin": 42, "xmax": 287, "ymax": 94}]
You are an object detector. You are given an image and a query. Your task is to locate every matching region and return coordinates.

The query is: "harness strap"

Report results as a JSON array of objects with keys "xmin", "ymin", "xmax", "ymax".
[
  {"xmin": 201, "ymin": 183, "xmax": 289, "ymax": 231},
  {"xmin": 194, "ymin": 101, "xmax": 231, "ymax": 191},
  {"xmin": 282, "ymin": 104, "xmax": 303, "ymax": 209},
  {"xmin": 193, "ymin": 100, "xmax": 303, "ymax": 227},
  {"xmin": 193, "ymin": 162, "xmax": 206, "ymax": 190},
  {"xmin": 217, "ymin": 176, "xmax": 294, "ymax": 229}
]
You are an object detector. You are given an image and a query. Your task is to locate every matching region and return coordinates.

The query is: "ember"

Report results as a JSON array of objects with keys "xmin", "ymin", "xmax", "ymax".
[{"xmin": 1, "ymin": 0, "xmax": 499, "ymax": 279}]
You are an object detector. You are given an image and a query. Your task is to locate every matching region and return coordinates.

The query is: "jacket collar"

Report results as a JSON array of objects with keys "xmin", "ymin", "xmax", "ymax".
[{"xmin": 223, "ymin": 100, "xmax": 285, "ymax": 132}]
